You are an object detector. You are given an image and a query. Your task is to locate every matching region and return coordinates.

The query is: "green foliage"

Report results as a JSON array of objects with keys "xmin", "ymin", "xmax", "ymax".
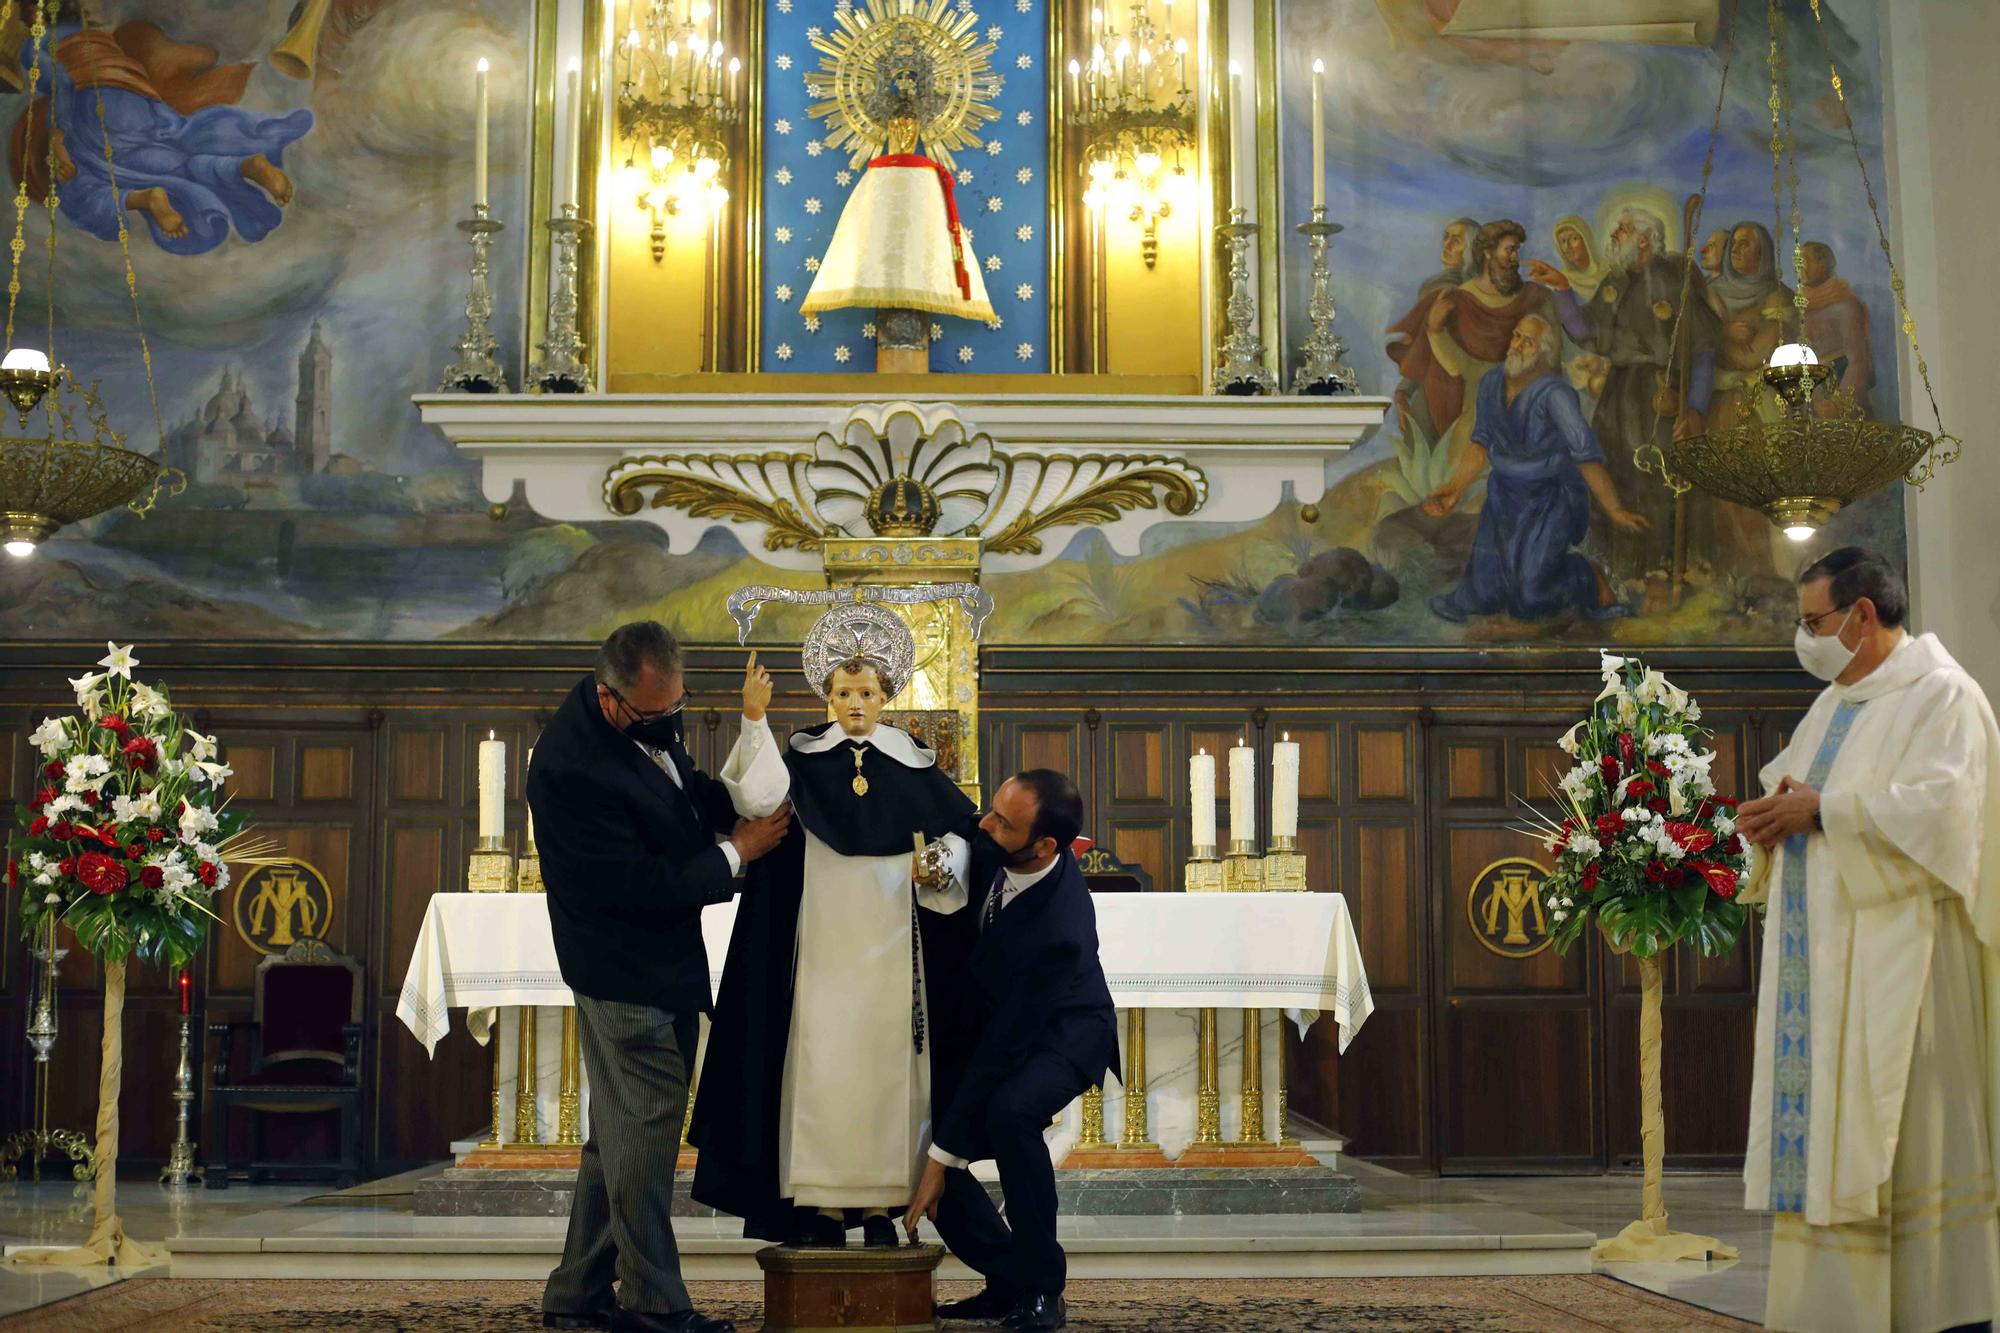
[
  {"xmin": 501, "ymin": 524, "xmax": 598, "ymax": 604},
  {"xmin": 1376, "ymin": 416, "xmax": 1454, "ymax": 514}
]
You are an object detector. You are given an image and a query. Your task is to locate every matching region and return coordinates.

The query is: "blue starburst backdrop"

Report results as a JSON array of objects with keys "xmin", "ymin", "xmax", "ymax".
[{"xmin": 759, "ymin": 0, "xmax": 1050, "ymax": 372}]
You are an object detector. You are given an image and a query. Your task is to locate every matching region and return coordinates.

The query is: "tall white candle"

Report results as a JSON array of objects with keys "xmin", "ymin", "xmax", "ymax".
[
  {"xmin": 473, "ymin": 58, "xmax": 489, "ymax": 210},
  {"xmin": 564, "ymin": 58, "xmax": 581, "ymax": 209},
  {"xmin": 1228, "ymin": 736, "xmax": 1256, "ymax": 848},
  {"xmin": 1190, "ymin": 748, "xmax": 1217, "ymax": 852},
  {"xmin": 1272, "ymin": 731, "xmax": 1301, "ymax": 841},
  {"xmin": 1227, "ymin": 60, "xmax": 1244, "ymax": 213},
  {"xmin": 1310, "ymin": 58, "xmax": 1325, "ymax": 210},
  {"xmin": 478, "ymin": 729, "xmax": 505, "ymax": 842}
]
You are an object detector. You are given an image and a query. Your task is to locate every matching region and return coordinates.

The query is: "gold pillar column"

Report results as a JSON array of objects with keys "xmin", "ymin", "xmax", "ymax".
[
  {"xmin": 1275, "ymin": 1017, "xmax": 1298, "ymax": 1147},
  {"xmin": 1077, "ymin": 1086, "xmax": 1107, "ymax": 1148},
  {"xmin": 514, "ymin": 1007, "xmax": 541, "ymax": 1145},
  {"xmin": 484, "ymin": 1019, "xmax": 504, "ymax": 1149},
  {"xmin": 1194, "ymin": 1008, "xmax": 1221, "ymax": 1145},
  {"xmin": 1235, "ymin": 1009, "xmax": 1270, "ymax": 1146},
  {"xmin": 558, "ymin": 1008, "xmax": 583, "ymax": 1146},
  {"xmin": 1118, "ymin": 1010, "xmax": 1162, "ymax": 1155}
]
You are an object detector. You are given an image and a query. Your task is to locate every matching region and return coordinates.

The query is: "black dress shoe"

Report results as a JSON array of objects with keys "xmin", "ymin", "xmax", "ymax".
[
  {"xmin": 543, "ymin": 1307, "xmax": 614, "ymax": 1331},
  {"xmin": 609, "ymin": 1309, "xmax": 736, "ymax": 1333},
  {"xmin": 1001, "ymin": 1293, "xmax": 1066, "ymax": 1330},
  {"xmin": 784, "ymin": 1209, "xmax": 847, "ymax": 1248},
  {"xmin": 861, "ymin": 1214, "xmax": 899, "ymax": 1247},
  {"xmin": 937, "ymin": 1285, "xmax": 1019, "ymax": 1320}
]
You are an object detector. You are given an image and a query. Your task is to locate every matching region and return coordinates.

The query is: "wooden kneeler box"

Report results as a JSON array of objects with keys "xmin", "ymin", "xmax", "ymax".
[{"xmin": 755, "ymin": 1243, "xmax": 946, "ymax": 1333}]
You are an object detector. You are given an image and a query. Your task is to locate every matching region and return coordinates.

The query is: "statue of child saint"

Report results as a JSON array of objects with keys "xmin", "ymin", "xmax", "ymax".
[{"xmin": 690, "ymin": 602, "xmax": 984, "ymax": 1247}]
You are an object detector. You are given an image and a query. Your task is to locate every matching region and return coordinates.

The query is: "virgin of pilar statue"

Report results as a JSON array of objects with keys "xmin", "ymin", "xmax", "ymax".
[{"xmin": 800, "ymin": 67, "xmax": 997, "ymax": 372}]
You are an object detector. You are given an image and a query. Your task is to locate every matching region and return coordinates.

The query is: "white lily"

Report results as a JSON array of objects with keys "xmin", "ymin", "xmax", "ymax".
[
  {"xmin": 1557, "ymin": 721, "xmax": 1585, "ymax": 756},
  {"xmin": 128, "ymin": 681, "xmax": 170, "ymax": 718},
  {"xmin": 29, "ymin": 717, "xmax": 67, "ymax": 755},
  {"xmin": 194, "ymin": 760, "xmax": 234, "ymax": 788},
  {"xmin": 1668, "ymin": 781, "xmax": 1689, "ymax": 816},
  {"xmin": 1599, "ymin": 650, "xmax": 1627, "ymax": 678},
  {"xmin": 98, "ymin": 642, "xmax": 139, "ymax": 679},
  {"xmin": 1615, "ymin": 692, "xmax": 1638, "ymax": 726},
  {"xmin": 1635, "ymin": 667, "xmax": 1667, "ymax": 706},
  {"xmin": 68, "ymin": 672, "xmax": 104, "ymax": 718},
  {"xmin": 185, "ymin": 729, "xmax": 218, "ymax": 763}
]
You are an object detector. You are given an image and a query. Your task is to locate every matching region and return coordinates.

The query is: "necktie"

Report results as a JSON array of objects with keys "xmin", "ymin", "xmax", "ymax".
[{"xmin": 982, "ymin": 870, "xmax": 1006, "ymax": 930}]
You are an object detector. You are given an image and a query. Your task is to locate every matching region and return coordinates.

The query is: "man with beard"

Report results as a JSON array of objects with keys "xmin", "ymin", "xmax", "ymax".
[
  {"xmin": 1706, "ymin": 222, "xmax": 1798, "ymax": 432},
  {"xmin": 1395, "ymin": 220, "xmax": 1561, "ymax": 465},
  {"xmin": 1385, "ymin": 215, "xmax": 1481, "ymax": 444},
  {"xmin": 1801, "ymin": 240, "xmax": 1874, "ymax": 416},
  {"xmin": 1528, "ymin": 207, "xmax": 1717, "ymax": 587},
  {"xmin": 1423, "ymin": 313, "xmax": 1647, "ymax": 623}
]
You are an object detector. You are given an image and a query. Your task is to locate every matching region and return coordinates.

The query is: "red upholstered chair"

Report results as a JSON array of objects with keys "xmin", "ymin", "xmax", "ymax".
[{"xmin": 204, "ymin": 940, "xmax": 364, "ymax": 1188}]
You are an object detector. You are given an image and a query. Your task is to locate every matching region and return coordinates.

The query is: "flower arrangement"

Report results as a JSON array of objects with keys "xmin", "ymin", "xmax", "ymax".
[
  {"xmin": 8, "ymin": 643, "xmax": 272, "ymax": 968},
  {"xmin": 1525, "ymin": 652, "xmax": 1750, "ymax": 960}
]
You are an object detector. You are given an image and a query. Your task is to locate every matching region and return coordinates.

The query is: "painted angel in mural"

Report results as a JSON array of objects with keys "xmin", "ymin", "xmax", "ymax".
[{"xmin": 1, "ymin": 0, "xmax": 333, "ymax": 255}]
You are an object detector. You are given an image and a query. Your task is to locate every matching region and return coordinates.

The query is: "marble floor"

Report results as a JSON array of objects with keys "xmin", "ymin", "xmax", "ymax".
[{"xmin": 0, "ymin": 1169, "xmax": 1768, "ymax": 1325}]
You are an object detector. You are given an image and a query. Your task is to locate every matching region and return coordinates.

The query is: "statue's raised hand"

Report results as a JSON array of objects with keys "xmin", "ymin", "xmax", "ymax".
[{"xmin": 743, "ymin": 651, "xmax": 774, "ymax": 722}]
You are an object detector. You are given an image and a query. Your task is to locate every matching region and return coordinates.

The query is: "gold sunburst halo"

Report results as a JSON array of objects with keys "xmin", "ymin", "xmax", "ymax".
[{"xmin": 805, "ymin": 0, "xmax": 1003, "ymax": 172}]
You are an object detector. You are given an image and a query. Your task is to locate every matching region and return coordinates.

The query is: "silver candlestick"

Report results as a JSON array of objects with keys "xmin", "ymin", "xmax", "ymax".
[
  {"xmin": 1213, "ymin": 209, "xmax": 1277, "ymax": 396},
  {"xmin": 439, "ymin": 204, "xmax": 511, "ymax": 393},
  {"xmin": 528, "ymin": 204, "xmax": 594, "ymax": 393},
  {"xmin": 1293, "ymin": 207, "xmax": 1358, "ymax": 396},
  {"xmin": 160, "ymin": 1011, "xmax": 200, "ymax": 1188},
  {"xmin": 0, "ymin": 920, "xmax": 93, "ymax": 1184}
]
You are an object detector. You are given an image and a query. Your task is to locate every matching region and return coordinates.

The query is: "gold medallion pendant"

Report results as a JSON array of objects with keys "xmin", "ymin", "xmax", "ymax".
[
  {"xmin": 852, "ymin": 748, "xmax": 870, "ymax": 797},
  {"xmin": 1652, "ymin": 298, "xmax": 1674, "ymax": 321}
]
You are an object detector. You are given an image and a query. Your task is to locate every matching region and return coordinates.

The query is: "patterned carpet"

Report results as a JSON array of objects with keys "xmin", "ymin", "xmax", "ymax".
[{"xmin": 2, "ymin": 1276, "xmax": 1756, "ymax": 1331}]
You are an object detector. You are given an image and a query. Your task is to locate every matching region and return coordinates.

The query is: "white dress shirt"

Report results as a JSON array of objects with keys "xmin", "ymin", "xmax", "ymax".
[
  {"xmin": 927, "ymin": 853, "xmax": 1061, "ymax": 1169},
  {"xmin": 635, "ymin": 737, "xmax": 742, "ymax": 877}
]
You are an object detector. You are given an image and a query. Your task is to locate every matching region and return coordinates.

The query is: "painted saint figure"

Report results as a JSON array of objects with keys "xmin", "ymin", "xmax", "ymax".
[
  {"xmin": 1423, "ymin": 313, "xmax": 1646, "ymax": 623},
  {"xmin": 4, "ymin": 14, "xmax": 312, "ymax": 255},
  {"xmin": 1385, "ymin": 214, "xmax": 1481, "ymax": 444},
  {"xmin": 1800, "ymin": 240, "xmax": 1874, "ymax": 416}
]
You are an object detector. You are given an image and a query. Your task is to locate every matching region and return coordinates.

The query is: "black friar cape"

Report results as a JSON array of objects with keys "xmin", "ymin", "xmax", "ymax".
[{"xmin": 688, "ymin": 721, "xmax": 988, "ymax": 1240}]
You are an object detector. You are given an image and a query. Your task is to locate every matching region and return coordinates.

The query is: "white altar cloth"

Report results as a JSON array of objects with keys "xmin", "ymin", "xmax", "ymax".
[
  {"xmin": 396, "ymin": 891, "xmax": 1374, "ymax": 1055},
  {"xmin": 396, "ymin": 891, "xmax": 1373, "ymax": 1158}
]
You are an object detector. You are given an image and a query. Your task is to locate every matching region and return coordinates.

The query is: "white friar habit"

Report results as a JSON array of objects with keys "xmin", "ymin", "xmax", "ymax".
[{"xmin": 1742, "ymin": 632, "xmax": 2000, "ymax": 1332}]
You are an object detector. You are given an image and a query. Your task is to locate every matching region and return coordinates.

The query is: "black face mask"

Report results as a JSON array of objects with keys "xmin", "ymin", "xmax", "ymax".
[{"xmin": 625, "ymin": 707, "xmax": 685, "ymax": 751}]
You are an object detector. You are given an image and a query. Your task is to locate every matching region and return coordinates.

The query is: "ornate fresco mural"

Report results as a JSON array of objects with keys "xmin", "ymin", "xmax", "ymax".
[{"xmin": 0, "ymin": 0, "xmax": 1902, "ymax": 647}]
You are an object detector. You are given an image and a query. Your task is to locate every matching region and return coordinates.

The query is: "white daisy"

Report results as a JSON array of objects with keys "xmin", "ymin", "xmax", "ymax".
[
  {"xmin": 1015, "ymin": 282, "xmax": 1033, "ymax": 301},
  {"xmin": 985, "ymin": 196, "xmax": 1003, "ymax": 213},
  {"xmin": 804, "ymin": 314, "xmax": 821, "ymax": 331},
  {"xmin": 984, "ymin": 254, "xmax": 1002, "ymax": 271},
  {"xmin": 1015, "ymin": 166, "xmax": 1033, "ymax": 183},
  {"xmin": 775, "ymin": 225, "xmax": 793, "ymax": 243},
  {"xmin": 775, "ymin": 283, "xmax": 794, "ymax": 301},
  {"xmin": 804, "ymin": 197, "xmax": 822, "ymax": 214},
  {"xmin": 956, "ymin": 345, "xmax": 974, "ymax": 363},
  {"xmin": 836, "ymin": 169, "xmax": 854, "ymax": 186},
  {"xmin": 1016, "ymin": 342, "xmax": 1035, "ymax": 360},
  {"xmin": 775, "ymin": 118, "xmax": 792, "ymax": 134},
  {"xmin": 1016, "ymin": 53, "xmax": 1032, "ymax": 69},
  {"xmin": 1015, "ymin": 224, "xmax": 1034, "ymax": 242},
  {"xmin": 775, "ymin": 53, "xmax": 793, "ymax": 70},
  {"xmin": 776, "ymin": 342, "xmax": 794, "ymax": 360},
  {"xmin": 985, "ymin": 140, "xmax": 1003, "ymax": 156},
  {"xmin": 1016, "ymin": 109, "xmax": 1032, "ymax": 126},
  {"xmin": 834, "ymin": 345, "xmax": 851, "ymax": 363},
  {"xmin": 775, "ymin": 166, "xmax": 793, "ymax": 185}
]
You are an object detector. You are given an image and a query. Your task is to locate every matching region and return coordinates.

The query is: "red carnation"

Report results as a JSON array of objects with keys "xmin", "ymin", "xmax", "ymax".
[
  {"xmin": 139, "ymin": 865, "xmax": 165, "ymax": 890},
  {"xmin": 42, "ymin": 760, "xmax": 62, "ymax": 779},
  {"xmin": 48, "ymin": 820, "xmax": 75, "ymax": 841},
  {"xmin": 1595, "ymin": 814, "xmax": 1623, "ymax": 842},
  {"xmin": 1644, "ymin": 859, "xmax": 1671, "ymax": 884},
  {"xmin": 126, "ymin": 841, "xmax": 148, "ymax": 861},
  {"xmin": 121, "ymin": 736, "xmax": 158, "ymax": 772},
  {"xmin": 1646, "ymin": 759, "xmax": 1670, "ymax": 778},
  {"xmin": 1599, "ymin": 753, "xmax": 1620, "ymax": 784},
  {"xmin": 78, "ymin": 789, "xmax": 97, "ymax": 807},
  {"xmin": 1580, "ymin": 862, "xmax": 1601, "ymax": 893},
  {"xmin": 75, "ymin": 852, "xmax": 128, "ymax": 896},
  {"xmin": 1688, "ymin": 860, "xmax": 1739, "ymax": 898},
  {"xmin": 56, "ymin": 856, "xmax": 76, "ymax": 877},
  {"xmin": 98, "ymin": 714, "xmax": 131, "ymax": 738},
  {"xmin": 28, "ymin": 815, "xmax": 49, "ymax": 837},
  {"xmin": 1647, "ymin": 797, "xmax": 1669, "ymax": 814},
  {"xmin": 1618, "ymin": 732, "xmax": 1636, "ymax": 767},
  {"xmin": 1665, "ymin": 821, "xmax": 1717, "ymax": 855},
  {"xmin": 1721, "ymin": 834, "xmax": 1744, "ymax": 857},
  {"xmin": 147, "ymin": 827, "xmax": 165, "ymax": 843},
  {"xmin": 1625, "ymin": 778, "xmax": 1655, "ymax": 800},
  {"xmin": 197, "ymin": 861, "xmax": 219, "ymax": 887},
  {"xmin": 30, "ymin": 786, "xmax": 57, "ymax": 810},
  {"xmin": 1695, "ymin": 798, "xmax": 1716, "ymax": 823}
]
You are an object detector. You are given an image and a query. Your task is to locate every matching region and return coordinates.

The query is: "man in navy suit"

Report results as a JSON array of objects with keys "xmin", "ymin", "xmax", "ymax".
[
  {"xmin": 903, "ymin": 770, "xmax": 1118, "ymax": 1332},
  {"xmin": 530, "ymin": 622, "xmax": 791, "ymax": 1333}
]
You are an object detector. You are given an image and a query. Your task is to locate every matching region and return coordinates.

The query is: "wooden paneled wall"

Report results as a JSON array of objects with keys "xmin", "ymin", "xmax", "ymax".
[{"xmin": 1, "ymin": 642, "xmax": 1812, "ymax": 1177}]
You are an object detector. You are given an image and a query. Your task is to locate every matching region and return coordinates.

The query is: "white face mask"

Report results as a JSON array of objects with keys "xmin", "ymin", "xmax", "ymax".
[{"xmin": 1794, "ymin": 607, "xmax": 1859, "ymax": 681}]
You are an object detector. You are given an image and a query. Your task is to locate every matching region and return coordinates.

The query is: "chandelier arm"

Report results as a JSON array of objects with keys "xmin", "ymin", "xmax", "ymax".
[
  {"xmin": 1765, "ymin": 0, "xmax": 1785, "ymax": 249},
  {"xmin": 1804, "ymin": 0, "xmax": 1950, "ymax": 440},
  {"xmin": 5, "ymin": 1, "xmax": 49, "ymax": 355}
]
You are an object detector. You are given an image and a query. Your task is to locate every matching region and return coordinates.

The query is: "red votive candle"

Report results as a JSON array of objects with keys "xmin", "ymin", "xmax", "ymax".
[{"xmin": 178, "ymin": 968, "xmax": 192, "ymax": 1015}]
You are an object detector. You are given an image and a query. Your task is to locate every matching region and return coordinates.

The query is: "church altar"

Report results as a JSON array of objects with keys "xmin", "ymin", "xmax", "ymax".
[{"xmin": 396, "ymin": 890, "xmax": 1372, "ymax": 1163}]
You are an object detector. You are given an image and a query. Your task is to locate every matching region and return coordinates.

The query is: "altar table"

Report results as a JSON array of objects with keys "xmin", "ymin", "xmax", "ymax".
[{"xmin": 396, "ymin": 891, "xmax": 1373, "ymax": 1157}]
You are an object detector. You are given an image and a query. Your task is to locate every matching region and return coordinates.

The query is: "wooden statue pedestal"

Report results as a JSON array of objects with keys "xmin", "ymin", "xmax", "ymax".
[{"xmin": 756, "ymin": 1242, "xmax": 945, "ymax": 1333}]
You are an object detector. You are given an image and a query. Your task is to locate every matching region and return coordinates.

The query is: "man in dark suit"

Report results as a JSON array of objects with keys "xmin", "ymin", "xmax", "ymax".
[
  {"xmin": 530, "ymin": 622, "xmax": 791, "ymax": 1333},
  {"xmin": 903, "ymin": 770, "xmax": 1118, "ymax": 1332}
]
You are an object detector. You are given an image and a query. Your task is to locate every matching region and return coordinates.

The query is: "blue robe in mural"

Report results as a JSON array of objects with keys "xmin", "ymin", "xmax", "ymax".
[
  {"xmin": 13, "ymin": 24, "xmax": 312, "ymax": 255},
  {"xmin": 1431, "ymin": 367, "xmax": 1609, "ymax": 623}
]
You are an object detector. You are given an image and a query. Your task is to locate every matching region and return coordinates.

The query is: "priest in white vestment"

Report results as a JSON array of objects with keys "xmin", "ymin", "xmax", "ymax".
[
  {"xmin": 689, "ymin": 603, "xmax": 982, "ymax": 1248},
  {"xmin": 1737, "ymin": 546, "xmax": 2000, "ymax": 1333}
]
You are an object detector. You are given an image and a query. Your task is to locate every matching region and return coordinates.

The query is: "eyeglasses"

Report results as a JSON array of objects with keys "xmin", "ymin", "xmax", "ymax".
[
  {"xmin": 1794, "ymin": 604, "xmax": 1852, "ymax": 634},
  {"xmin": 601, "ymin": 680, "xmax": 686, "ymax": 724}
]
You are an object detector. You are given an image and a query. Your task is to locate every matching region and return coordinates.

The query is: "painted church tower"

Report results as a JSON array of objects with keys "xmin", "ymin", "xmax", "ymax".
[{"xmin": 294, "ymin": 321, "xmax": 333, "ymax": 473}]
